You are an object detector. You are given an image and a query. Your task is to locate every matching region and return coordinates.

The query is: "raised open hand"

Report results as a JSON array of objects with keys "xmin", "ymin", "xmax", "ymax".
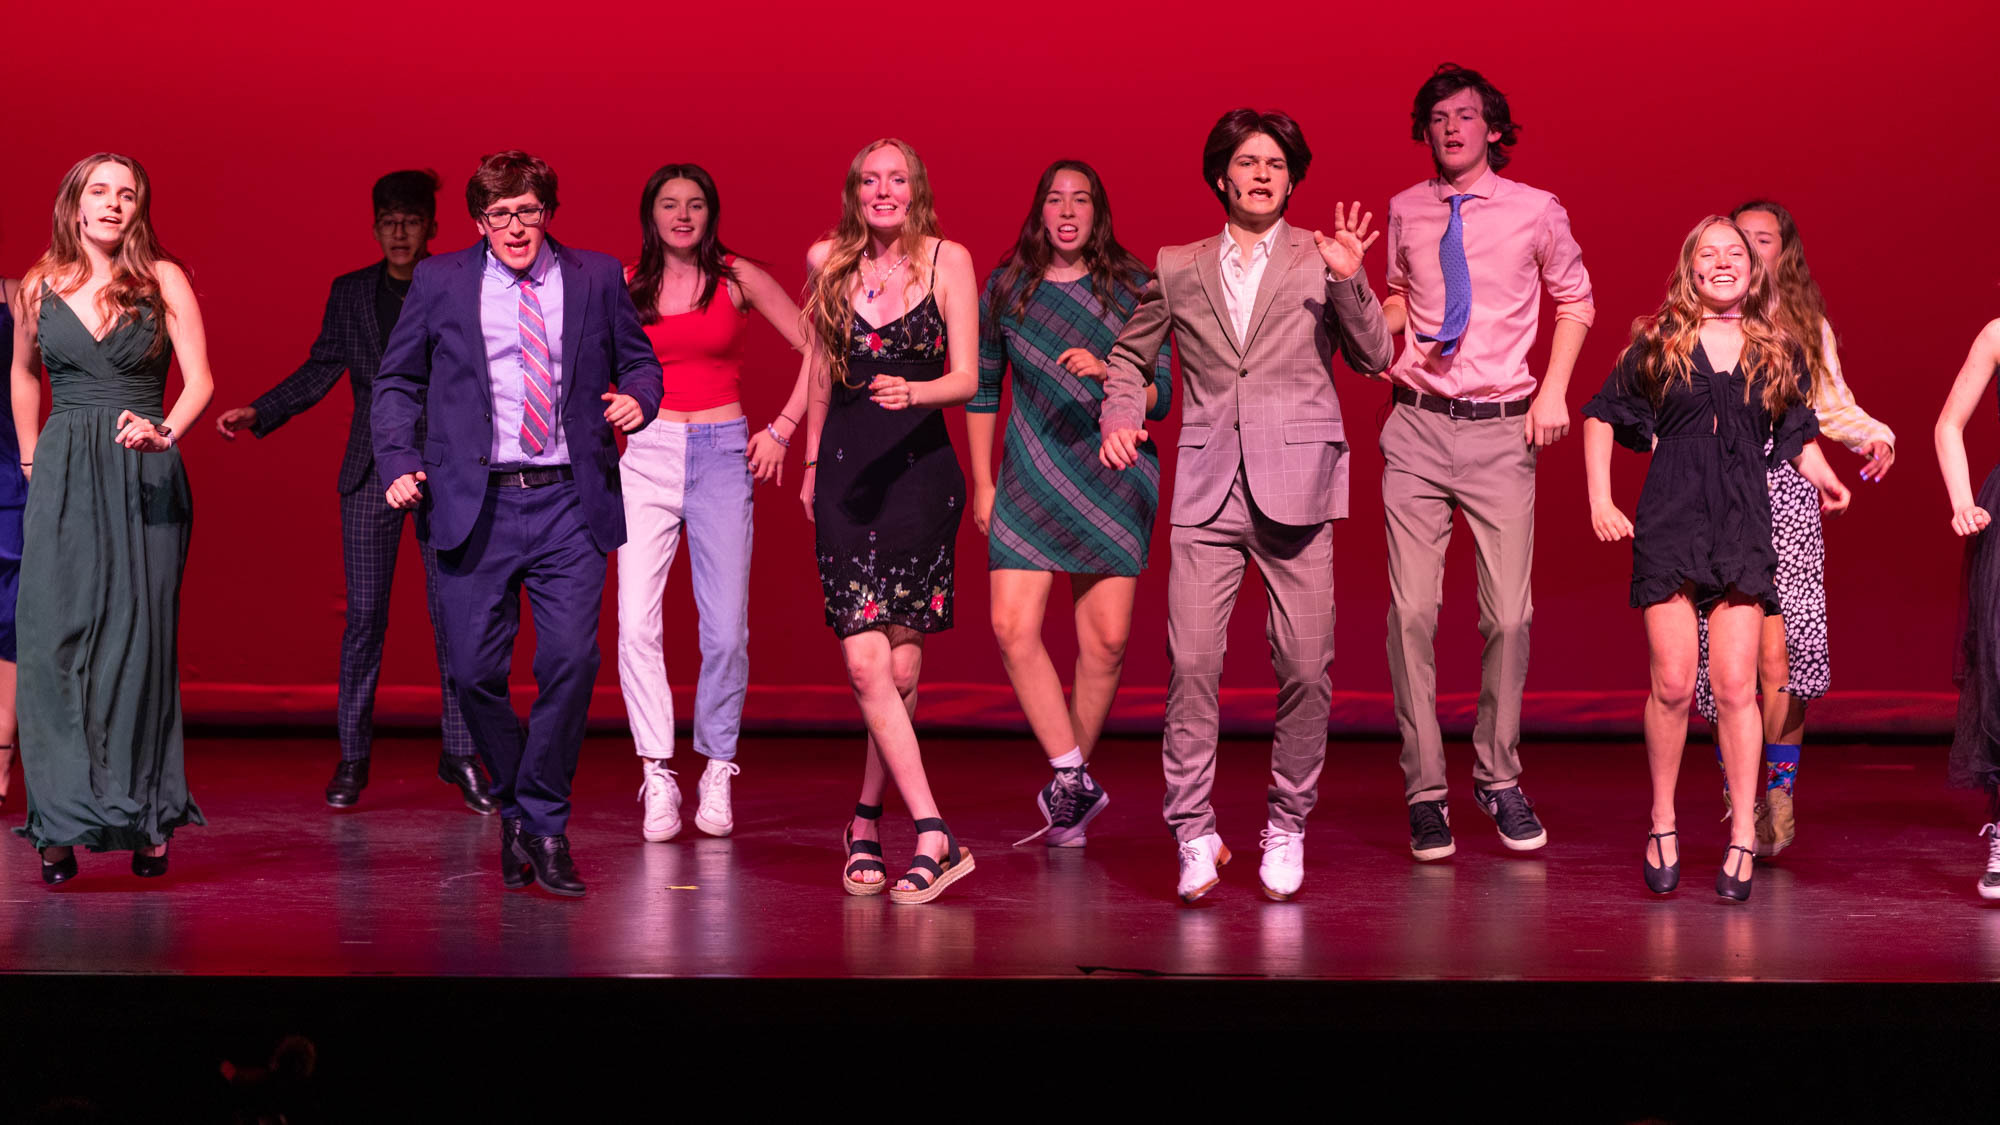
[{"xmin": 1311, "ymin": 202, "xmax": 1379, "ymax": 281}]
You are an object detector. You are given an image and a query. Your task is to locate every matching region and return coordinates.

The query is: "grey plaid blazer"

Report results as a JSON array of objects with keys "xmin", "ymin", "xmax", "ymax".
[
  {"xmin": 251, "ymin": 261, "xmax": 394, "ymax": 496},
  {"xmin": 1101, "ymin": 219, "xmax": 1392, "ymax": 527}
]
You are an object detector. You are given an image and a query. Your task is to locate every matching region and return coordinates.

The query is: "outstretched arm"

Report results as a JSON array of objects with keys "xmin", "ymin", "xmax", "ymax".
[
  {"xmin": 1936, "ymin": 319, "xmax": 2000, "ymax": 535},
  {"xmin": 1312, "ymin": 202, "xmax": 1392, "ymax": 376},
  {"xmin": 739, "ymin": 260, "xmax": 811, "ymax": 484},
  {"xmin": 221, "ymin": 278, "xmax": 351, "ymax": 441}
]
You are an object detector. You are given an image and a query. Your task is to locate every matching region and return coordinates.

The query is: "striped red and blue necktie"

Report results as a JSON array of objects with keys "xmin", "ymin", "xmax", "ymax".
[{"xmin": 517, "ymin": 279, "xmax": 554, "ymax": 454}]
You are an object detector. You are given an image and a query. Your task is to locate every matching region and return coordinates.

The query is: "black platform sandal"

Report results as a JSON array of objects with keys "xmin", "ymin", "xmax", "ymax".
[
  {"xmin": 1643, "ymin": 830, "xmax": 1679, "ymax": 895},
  {"xmin": 1716, "ymin": 843, "xmax": 1755, "ymax": 902},
  {"xmin": 843, "ymin": 802, "xmax": 888, "ymax": 896},
  {"xmin": 889, "ymin": 817, "xmax": 975, "ymax": 905}
]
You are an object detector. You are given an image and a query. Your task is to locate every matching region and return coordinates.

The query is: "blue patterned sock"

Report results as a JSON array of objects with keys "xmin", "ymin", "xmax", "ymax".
[{"xmin": 1765, "ymin": 743, "xmax": 1800, "ymax": 795}]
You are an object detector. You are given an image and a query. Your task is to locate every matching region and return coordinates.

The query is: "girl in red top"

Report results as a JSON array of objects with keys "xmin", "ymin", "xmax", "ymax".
[{"xmin": 620, "ymin": 163, "xmax": 809, "ymax": 843}]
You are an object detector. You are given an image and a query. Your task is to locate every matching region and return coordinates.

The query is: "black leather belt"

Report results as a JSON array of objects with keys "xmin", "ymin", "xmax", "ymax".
[
  {"xmin": 1393, "ymin": 385, "xmax": 1530, "ymax": 420},
  {"xmin": 489, "ymin": 466, "xmax": 574, "ymax": 489}
]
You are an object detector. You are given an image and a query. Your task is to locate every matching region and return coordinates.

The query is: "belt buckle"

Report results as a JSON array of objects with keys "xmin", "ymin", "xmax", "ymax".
[
  {"xmin": 505, "ymin": 470, "xmax": 529, "ymax": 489},
  {"xmin": 1445, "ymin": 397, "xmax": 1463, "ymax": 421}
]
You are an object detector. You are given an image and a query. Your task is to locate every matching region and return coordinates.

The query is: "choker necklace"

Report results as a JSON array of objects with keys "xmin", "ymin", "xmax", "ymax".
[
  {"xmin": 862, "ymin": 248, "xmax": 909, "ymax": 301},
  {"xmin": 1701, "ymin": 313, "xmax": 1743, "ymax": 321}
]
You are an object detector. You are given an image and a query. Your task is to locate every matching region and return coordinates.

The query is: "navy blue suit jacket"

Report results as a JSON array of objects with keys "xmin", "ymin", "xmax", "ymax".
[
  {"xmin": 372, "ymin": 237, "xmax": 664, "ymax": 553},
  {"xmin": 251, "ymin": 260, "xmax": 391, "ymax": 495}
]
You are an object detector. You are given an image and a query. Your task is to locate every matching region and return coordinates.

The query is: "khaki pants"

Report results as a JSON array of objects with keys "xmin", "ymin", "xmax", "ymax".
[{"xmin": 1380, "ymin": 403, "xmax": 1536, "ymax": 805}]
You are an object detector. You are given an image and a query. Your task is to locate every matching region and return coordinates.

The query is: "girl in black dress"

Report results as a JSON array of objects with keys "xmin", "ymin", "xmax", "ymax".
[
  {"xmin": 1582, "ymin": 216, "xmax": 1849, "ymax": 902},
  {"xmin": 800, "ymin": 139, "xmax": 980, "ymax": 904}
]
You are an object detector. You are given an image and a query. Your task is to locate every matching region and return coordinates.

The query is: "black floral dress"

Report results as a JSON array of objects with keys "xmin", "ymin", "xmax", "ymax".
[
  {"xmin": 815, "ymin": 291, "xmax": 964, "ymax": 636},
  {"xmin": 1582, "ymin": 342, "xmax": 1817, "ymax": 613}
]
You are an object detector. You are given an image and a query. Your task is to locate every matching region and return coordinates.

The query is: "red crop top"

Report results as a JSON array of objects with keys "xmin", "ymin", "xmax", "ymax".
[{"xmin": 640, "ymin": 255, "xmax": 748, "ymax": 412}]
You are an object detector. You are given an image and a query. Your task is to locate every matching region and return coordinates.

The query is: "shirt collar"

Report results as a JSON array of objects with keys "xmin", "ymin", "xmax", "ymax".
[
  {"xmin": 1219, "ymin": 222, "xmax": 1281, "ymax": 265},
  {"xmin": 1431, "ymin": 167, "xmax": 1500, "ymax": 201},
  {"xmin": 483, "ymin": 238, "xmax": 555, "ymax": 287}
]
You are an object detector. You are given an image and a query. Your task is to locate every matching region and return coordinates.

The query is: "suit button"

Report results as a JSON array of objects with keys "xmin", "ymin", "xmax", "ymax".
[
  {"xmin": 1239, "ymin": 368, "xmax": 1249, "ymax": 378},
  {"xmin": 1232, "ymin": 422, "xmax": 1240, "ymax": 431},
  {"xmin": 478, "ymin": 456, "xmax": 488, "ymax": 466},
  {"xmin": 484, "ymin": 411, "xmax": 492, "ymax": 421}
]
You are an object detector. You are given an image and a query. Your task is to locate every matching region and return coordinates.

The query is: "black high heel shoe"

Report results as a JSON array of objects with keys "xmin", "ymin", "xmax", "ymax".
[
  {"xmin": 1716, "ymin": 843, "xmax": 1755, "ymax": 902},
  {"xmin": 1643, "ymin": 830, "xmax": 1680, "ymax": 894},
  {"xmin": 132, "ymin": 846, "xmax": 168, "ymax": 879},
  {"xmin": 40, "ymin": 847, "xmax": 77, "ymax": 886}
]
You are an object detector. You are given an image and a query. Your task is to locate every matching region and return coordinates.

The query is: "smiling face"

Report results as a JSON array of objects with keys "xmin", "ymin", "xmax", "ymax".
[
  {"xmin": 1691, "ymin": 222, "xmax": 1753, "ymax": 312},
  {"xmin": 651, "ymin": 177, "xmax": 709, "ymax": 254},
  {"xmin": 1734, "ymin": 208, "xmax": 1783, "ymax": 275},
  {"xmin": 480, "ymin": 191, "xmax": 548, "ymax": 272},
  {"xmin": 1041, "ymin": 168, "xmax": 1095, "ymax": 257},
  {"xmin": 1426, "ymin": 86, "xmax": 1500, "ymax": 182},
  {"xmin": 1219, "ymin": 132, "xmax": 1292, "ymax": 224},
  {"xmin": 857, "ymin": 145, "xmax": 913, "ymax": 237},
  {"xmin": 77, "ymin": 160, "xmax": 138, "ymax": 253}
]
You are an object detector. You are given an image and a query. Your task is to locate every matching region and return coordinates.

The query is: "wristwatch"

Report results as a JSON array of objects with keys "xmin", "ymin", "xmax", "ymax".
[{"xmin": 155, "ymin": 422, "xmax": 174, "ymax": 444}]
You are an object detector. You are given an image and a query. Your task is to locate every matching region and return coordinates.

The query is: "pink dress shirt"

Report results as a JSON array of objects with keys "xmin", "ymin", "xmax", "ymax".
[{"xmin": 1383, "ymin": 169, "xmax": 1595, "ymax": 402}]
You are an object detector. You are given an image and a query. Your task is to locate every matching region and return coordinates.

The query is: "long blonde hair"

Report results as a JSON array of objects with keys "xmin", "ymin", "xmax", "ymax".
[
  {"xmin": 22, "ymin": 153, "xmax": 182, "ymax": 357},
  {"xmin": 1620, "ymin": 215, "xmax": 1800, "ymax": 417},
  {"xmin": 802, "ymin": 139, "xmax": 942, "ymax": 389}
]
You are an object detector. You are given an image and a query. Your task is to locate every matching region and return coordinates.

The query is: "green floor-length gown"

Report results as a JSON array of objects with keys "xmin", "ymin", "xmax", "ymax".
[{"xmin": 16, "ymin": 291, "xmax": 202, "ymax": 851}]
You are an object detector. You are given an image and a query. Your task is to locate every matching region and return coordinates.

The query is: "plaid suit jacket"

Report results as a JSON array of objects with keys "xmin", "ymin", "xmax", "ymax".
[
  {"xmin": 1101, "ymin": 219, "xmax": 1392, "ymax": 527},
  {"xmin": 250, "ymin": 261, "xmax": 393, "ymax": 496}
]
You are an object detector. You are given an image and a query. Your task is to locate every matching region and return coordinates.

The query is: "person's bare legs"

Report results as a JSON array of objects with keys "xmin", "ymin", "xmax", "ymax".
[
  {"xmin": 838, "ymin": 624, "xmax": 948, "ymax": 890},
  {"xmin": 0, "ymin": 659, "xmax": 15, "ymax": 807},
  {"xmin": 1757, "ymin": 614, "xmax": 1805, "ymax": 745},
  {"xmin": 843, "ymin": 625, "xmax": 927, "ymax": 887},
  {"xmin": 989, "ymin": 569, "xmax": 1073, "ymax": 762},
  {"xmin": 1708, "ymin": 594, "xmax": 1767, "ymax": 881},
  {"xmin": 1640, "ymin": 588, "xmax": 1701, "ymax": 870},
  {"xmin": 1068, "ymin": 574, "xmax": 1137, "ymax": 762}
]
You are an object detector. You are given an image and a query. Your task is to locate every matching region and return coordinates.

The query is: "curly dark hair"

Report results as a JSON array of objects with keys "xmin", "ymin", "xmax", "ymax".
[{"xmin": 1409, "ymin": 63, "xmax": 1520, "ymax": 173}]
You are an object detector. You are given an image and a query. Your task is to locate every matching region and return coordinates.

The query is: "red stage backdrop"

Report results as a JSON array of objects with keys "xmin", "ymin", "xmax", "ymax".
[{"xmin": 3, "ymin": 1, "xmax": 1990, "ymax": 736}]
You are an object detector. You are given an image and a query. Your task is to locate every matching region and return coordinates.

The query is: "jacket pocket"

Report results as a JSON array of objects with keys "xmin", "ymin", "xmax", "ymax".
[
  {"xmin": 1179, "ymin": 424, "xmax": 1214, "ymax": 448},
  {"xmin": 421, "ymin": 441, "xmax": 446, "ymax": 466},
  {"xmin": 1282, "ymin": 418, "xmax": 1345, "ymax": 444}
]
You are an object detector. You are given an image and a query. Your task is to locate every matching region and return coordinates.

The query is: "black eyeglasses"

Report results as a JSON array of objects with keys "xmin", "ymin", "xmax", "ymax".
[
  {"xmin": 375, "ymin": 215, "xmax": 429, "ymax": 233},
  {"xmin": 479, "ymin": 206, "xmax": 548, "ymax": 231}
]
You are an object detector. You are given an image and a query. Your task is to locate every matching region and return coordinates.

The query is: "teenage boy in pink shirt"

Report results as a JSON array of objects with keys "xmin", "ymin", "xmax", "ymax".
[{"xmin": 1379, "ymin": 64, "xmax": 1594, "ymax": 862}]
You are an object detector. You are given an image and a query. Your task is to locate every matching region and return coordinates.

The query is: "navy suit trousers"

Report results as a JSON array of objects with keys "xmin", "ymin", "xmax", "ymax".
[{"xmin": 434, "ymin": 479, "xmax": 605, "ymax": 835}]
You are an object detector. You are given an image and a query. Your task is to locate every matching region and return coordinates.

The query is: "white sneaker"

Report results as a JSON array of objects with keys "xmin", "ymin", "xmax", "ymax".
[
  {"xmin": 638, "ymin": 759, "xmax": 681, "ymax": 842},
  {"xmin": 694, "ymin": 759, "xmax": 741, "ymax": 837},
  {"xmin": 1175, "ymin": 832, "xmax": 1232, "ymax": 904},
  {"xmin": 1979, "ymin": 823, "xmax": 2000, "ymax": 900},
  {"xmin": 1258, "ymin": 823, "xmax": 1305, "ymax": 901}
]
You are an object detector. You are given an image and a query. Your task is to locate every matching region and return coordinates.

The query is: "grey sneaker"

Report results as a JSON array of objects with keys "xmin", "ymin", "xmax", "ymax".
[
  {"xmin": 1409, "ymin": 799, "xmax": 1455, "ymax": 861},
  {"xmin": 1474, "ymin": 784, "xmax": 1548, "ymax": 851}
]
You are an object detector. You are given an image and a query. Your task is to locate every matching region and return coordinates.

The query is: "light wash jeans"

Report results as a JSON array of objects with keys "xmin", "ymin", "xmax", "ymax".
[{"xmin": 616, "ymin": 418, "xmax": 753, "ymax": 762}]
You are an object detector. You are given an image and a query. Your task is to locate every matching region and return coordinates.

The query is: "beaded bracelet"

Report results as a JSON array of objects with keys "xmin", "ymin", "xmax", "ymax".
[
  {"xmin": 765, "ymin": 422, "xmax": 791, "ymax": 448},
  {"xmin": 804, "ymin": 458, "xmax": 818, "ymax": 469}
]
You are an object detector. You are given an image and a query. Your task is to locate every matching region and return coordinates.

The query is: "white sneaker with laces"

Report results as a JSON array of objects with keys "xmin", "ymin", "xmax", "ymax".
[
  {"xmin": 1978, "ymin": 823, "xmax": 2000, "ymax": 901},
  {"xmin": 1258, "ymin": 823, "xmax": 1305, "ymax": 901},
  {"xmin": 694, "ymin": 759, "xmax": 741, "ymax": 837},
  {"xmin": 1175, "ymin": 832, "xmax": 1231, "ymax": 904},
  {"xmin": 639, "ymin": 758, "xmax": 681, "ymax": 842}
]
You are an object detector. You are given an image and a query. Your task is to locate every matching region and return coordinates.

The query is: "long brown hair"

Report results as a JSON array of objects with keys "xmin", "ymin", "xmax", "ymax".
[
  {"xmin": 628, "ymin": 162, "xmax": 738, "ymax": 324},
  {"xmin": 802, "ymin": 139, "xmax": 942, "ymax": 389},
  {"xmin": 23, "ymin": 153, "xmax": 182, "ymax": 356},
  {"xmin": 989, "ymin": 160, "xmax": 1147, "ymax": 328},
  {"xmin": 1731, "ymin": 199, "xmax": 1830, "ymax": 397},
  {"xmin": 1619, "ymin": 215, "xmax": 1801, "ymax": 417}
]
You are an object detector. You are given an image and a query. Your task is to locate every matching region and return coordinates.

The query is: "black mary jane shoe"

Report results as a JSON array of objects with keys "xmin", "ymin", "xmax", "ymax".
[
  {"xmin": 1643, "ymin": 830, "xmax": 1680, "ymax": 895},
  {"xmin": 40, "ymin": 847, "xmax": 78, "ymax": 886},
  {"xmin": 499, "ymin": 818, "xmax": 531, "ymax": 890},
  {"xmin": 438, "ymin": 756, "xmax": 500, "ymax": 815},
  {"xmin": 132, "ymin": 847, "xmax": 169, "ymax": 879},
  {"xmin": 1716, "ymin": 843, "xmax": 1756, "ymax": 902},
  {"xmin": 519, "ymin": 832, "xmax": 586, "ymax": 897}
]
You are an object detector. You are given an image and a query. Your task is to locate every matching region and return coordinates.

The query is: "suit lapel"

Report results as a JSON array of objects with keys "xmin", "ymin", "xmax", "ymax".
[
  {"xmin": 460, "ymin": 243, "xmax": 495, "ymax": 412},
  {"xmin": 555, "ymin": 239, "xmax": 588, "ymax": 426},
  {"xmin": 362, "ymin": 260, "xmax": 387, "ymax": 365},
  {"xmin": 1190, "ymin": 236, "xmax": 1240, "ymax": 359},
  {"xmin": 1241, "ymin": 219, "xmax": 1298, "ymax": 353}
]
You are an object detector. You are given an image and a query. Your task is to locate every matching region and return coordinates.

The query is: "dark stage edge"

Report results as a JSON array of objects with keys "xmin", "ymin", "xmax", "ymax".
[{"xmin": 4, "ymin": 734, "xmax": 1999, "ymax": 1119}]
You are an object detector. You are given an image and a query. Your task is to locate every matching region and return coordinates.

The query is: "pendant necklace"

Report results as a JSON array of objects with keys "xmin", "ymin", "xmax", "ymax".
[{"xmin": 863, "ymin": 248, "xmax": 909, "ymax": 301}]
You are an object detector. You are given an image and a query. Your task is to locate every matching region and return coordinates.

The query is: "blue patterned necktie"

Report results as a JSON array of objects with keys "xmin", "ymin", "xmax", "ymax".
[
  {"xmin": 1418, "ymin": 193, "xmax": 1474, "ymax": 357},
  {"xmin": 517, "ymin": 277, "xmax": 554, "ymax": 454}
]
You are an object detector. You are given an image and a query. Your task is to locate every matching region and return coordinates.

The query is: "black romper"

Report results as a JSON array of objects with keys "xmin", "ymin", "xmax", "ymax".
[
  {"xmin": 1582, "ymin": 342, "xmax": 1817, "ymax": 613},
  {"xmin": 814, "ymin": 252, "xmax": 966, "ymax": 637}
]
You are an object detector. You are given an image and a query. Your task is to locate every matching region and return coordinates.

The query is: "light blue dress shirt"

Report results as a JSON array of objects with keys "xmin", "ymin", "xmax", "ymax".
[{"xmin": 481, "ymin": 240, "xmax": 567, "ymax": 468}]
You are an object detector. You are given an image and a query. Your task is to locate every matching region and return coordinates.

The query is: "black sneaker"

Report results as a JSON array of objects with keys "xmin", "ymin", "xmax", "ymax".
[
  {"xmin": 1013, "ymin": 766, "xmax": 1109, "ymax": 847},
  {"xmin": 1475, "ymin": 784, "xmax": 1549, "ymax": 851},
  {"xmin": 1409, "ymin": 799, "xmax": 1455, "ymax": 861}
]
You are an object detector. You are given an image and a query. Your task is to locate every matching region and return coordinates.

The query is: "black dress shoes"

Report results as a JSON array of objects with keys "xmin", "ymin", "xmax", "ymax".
[
  {"xmin": 40, "ymin": 848, "xmax": 77, "ymax": 886},
  {"xmin": 519, "ymin": 832, "xmax": 586, "ymax": 897},
  {"xmin": 325, "ymin": 760, "xmax": 369, "ymax": 808},
  {"xmin": 132, "ymin": 847, "xmax": 169, "ymax": 878},
  {"xmin": 438, "ymin": 756, "xmax": 499, "ymax": 815},
  {"xmin": 500, "ymin": 817, "xmax": 531, "ymax": 890}
]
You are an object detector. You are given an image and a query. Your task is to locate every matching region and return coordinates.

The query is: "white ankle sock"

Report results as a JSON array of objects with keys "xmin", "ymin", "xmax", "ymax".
[{"xmin": 1050, "ymin": 748, "xmax": 1084, "ymax": 770}]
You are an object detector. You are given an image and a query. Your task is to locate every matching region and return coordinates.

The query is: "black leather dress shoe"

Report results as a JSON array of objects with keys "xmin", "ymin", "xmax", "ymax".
[
  {"xmin": 438, "ymin": 756, "xmax": 500, "ymax": 815},
  {"xmin": 40, "ymin": 848, "xmax": 77, "ymax": 886},
  {"xmin": 325, "ymin": 760, "xmax": 369, "ymax": 808},
  {"xmin": 519, "ymin": 832, "xmax": 586, "ymax": 897},
  {"xmin": 132, "ymin": 848, "xmax": 169, "ymax": 878},
  {"xmin": 500, "ymin": 817, "xmax": 531, "ymax": 889}
]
